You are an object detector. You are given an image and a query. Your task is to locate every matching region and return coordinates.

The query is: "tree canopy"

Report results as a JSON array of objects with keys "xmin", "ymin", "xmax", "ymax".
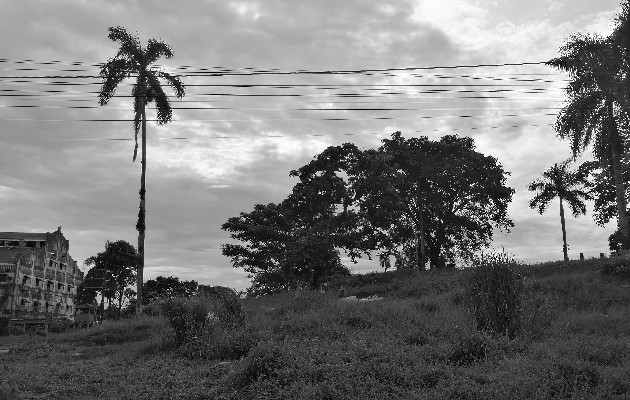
[
  {"xmin": 80, "ymin": 240, "xmax": 139, "ymax": 318},
  {"xmin": 223, "ymin": 132, "xmax": 514, "ymax": 294},
  {"xmin": 142, "ymin": 276, "xmax": 198, "ymax": 304},
  {"xmin": 528, "ymin": 160, "xmax": 592, "ymax": 261}
]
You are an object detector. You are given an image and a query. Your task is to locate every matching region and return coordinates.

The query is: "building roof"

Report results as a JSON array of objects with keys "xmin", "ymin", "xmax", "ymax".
[{"xmin": 0, "ymin": 232, "xmax": 47, "ymax": 241}]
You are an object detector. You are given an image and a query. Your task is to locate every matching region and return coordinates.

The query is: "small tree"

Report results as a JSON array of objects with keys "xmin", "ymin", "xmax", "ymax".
[
  {"xmin": 84, "ymin": 240, "xmax": 139, "ymax": 318},
  {"xmin": 528, "ymin": 160, "xmax": 592, "ymax": 261}
]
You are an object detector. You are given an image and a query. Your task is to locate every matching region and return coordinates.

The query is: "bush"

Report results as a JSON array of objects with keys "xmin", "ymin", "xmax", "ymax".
[
  {"xmin": 198, "ymin": 286, "xmax": 245, "ymax": 328},
  {"xmin": 48, "ymin": 318, "xmax": 72, "ymax": 334},
  {"xmin": 601, "ymin": 258, "xmax": 630, "ymax": 280},
  {"xmin": 464, "ymin": 249, "xmax": 523, "ymax": 339},
  {"xmin": 160, "ymin": 296, "xmax": 215, "ymax": 345},
  {"xmin": 234, "ymin": 341, "xmax": 287, "ymax": 386}
]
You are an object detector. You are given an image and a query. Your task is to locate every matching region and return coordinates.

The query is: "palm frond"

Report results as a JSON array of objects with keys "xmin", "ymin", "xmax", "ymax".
[
  {"xmin": 146, "ymin": 39, "xmax": 173, "ymax": 64},
  {"xmin": 107, "ymin": 26, "xmax": 143, "ymax": 63},
  {"xmin": 156, "ymin": 70, "xmax": 186, "ymax": 99},
  {"xmin": 99, "ymin": 58, "xmax": 134, "ymax": 105}
]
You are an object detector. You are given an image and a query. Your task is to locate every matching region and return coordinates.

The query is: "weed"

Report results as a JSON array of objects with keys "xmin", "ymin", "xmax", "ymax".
[{"xmin": 464, "ymin": 249, "xmax": 523, "ymax": 339}]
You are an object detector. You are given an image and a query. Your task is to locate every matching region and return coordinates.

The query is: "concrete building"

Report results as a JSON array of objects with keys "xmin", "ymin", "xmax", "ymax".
[{"xmin": 0, "ymin": 227, "xmax": 83, "ymax": 324}]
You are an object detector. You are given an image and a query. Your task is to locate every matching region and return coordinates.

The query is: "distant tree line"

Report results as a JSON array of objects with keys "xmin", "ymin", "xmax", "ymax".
[{"xmin": 222, "ymin": 132, "xmax": 515, "ymax": 296}]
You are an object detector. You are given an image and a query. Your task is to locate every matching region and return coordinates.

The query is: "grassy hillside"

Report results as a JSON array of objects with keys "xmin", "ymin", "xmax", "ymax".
[{"xmin": 1, "ymin": 258, "xmax": 629, "ymax": 400}]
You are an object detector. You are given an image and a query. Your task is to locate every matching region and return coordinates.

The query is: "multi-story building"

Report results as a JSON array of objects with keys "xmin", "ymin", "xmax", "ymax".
[{"xmin": 0, "ymin": 227, "xmax": 83, "ymax": 323}]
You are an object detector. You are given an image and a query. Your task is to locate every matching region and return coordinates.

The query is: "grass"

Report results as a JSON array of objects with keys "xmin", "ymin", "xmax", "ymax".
[{"xmin": 1, "ymin": 258, "xmax": 630, "ymax": 399}]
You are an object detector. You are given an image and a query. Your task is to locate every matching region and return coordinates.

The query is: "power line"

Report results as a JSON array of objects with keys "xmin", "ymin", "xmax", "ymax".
[
  {"xmin": 0, "ymin": 122, "xmax": 554, "ymax": 142},
  {"xmin": 0, "ymin": 111, "xmax": 557, "ymax": 123}
]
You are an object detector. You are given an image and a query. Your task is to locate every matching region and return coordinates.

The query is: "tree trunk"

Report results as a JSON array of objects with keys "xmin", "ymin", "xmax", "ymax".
[
  {"xmin": 607, "ymin": 98, "xmax": 630, "ymax": 250},
  {"xmin": 417, "ymin": 212, "xmax": 428, "ymax": 270},
  {"xmin": 137, "ymin": 103, "xmax": 146, "ymax": 314},
  {"xmin": 559, "ymin": 197, "xmax": 569, "ymax": 261}
]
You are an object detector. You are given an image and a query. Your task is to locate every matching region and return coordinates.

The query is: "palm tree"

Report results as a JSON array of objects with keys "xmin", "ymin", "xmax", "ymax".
[
  {"xmin": 547, "ymin": 32, "xmax": 630, "ymax": 250},
  {"xmin": 98, "ymin": 27, "xmax": 185, "ymax": 313},
  {"xmin": 528, "ymin": 161, "xmax": 592, "ymax": 261}
]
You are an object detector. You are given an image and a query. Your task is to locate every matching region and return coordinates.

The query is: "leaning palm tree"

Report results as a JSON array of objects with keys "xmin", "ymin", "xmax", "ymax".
[
  {"xmin": 99, "ymin": 27, "xmax": 185, "ymax": 313},
  {"xmin": 547, "ymin": 32, "xmax": 630, "ymax": 250},
  {"xmin": 528, "ymin": 161, "xmax": 592, "ymax": 261}
]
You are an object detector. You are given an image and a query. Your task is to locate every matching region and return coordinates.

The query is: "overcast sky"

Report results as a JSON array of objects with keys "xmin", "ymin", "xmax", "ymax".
[{"xmin": 0, "ymin": 0, "xmax": 624, "ymax": 291}]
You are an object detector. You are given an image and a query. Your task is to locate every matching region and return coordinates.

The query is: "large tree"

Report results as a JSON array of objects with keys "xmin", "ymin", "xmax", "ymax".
[
  {"xmin": 547, "ymin": 10, "xmax": 630, "ymax": 248},
  {"xmin": 527, "ymin": 160, "xmax": 592, "ymax": 261},
  {"xmin": 360, "ymin": 132, "xmax": 514, "ymax": 269},
  {"xmin": 99, "ymin": 27, "xmax": 185, "ymax": 312},
  {"xmin": 84, "ymin": 240, "xmax": 139, "ymax": 318}
]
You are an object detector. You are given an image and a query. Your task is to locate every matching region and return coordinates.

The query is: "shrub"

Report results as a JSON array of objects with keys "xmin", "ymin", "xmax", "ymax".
[
  {"xmin": 48, "ymin": 318, "xmax": 72, "ymax": 334},
  {"xmin": 161, "ymin": 296, "xmax": 215, "ymax": 345},
  {"xmin": 234, "ymin": 341, "xmax": 287, "ymax": 386},
  {"xmin": 601, "ymin": 258, "xmax": 630, "ymax": 280},
  {"xmin": 198, "ymin": 286, "xmax": 245, "ymax": 328},
  {"xmin": 464, "ymin": 249, "xmax": 523, "ymax": 339}
]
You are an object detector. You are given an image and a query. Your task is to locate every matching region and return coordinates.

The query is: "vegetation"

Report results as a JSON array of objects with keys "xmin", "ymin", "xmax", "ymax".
[
  {"xmin": 2, "ymin": 257, "xmax": 630, "ymax": 399},
  {"xmin": 142, "ymin": 276, "xmax": 198, "ymax": 304},
  {"xmin": 78, "ymin": 240, "xmax": 139, "ymax": 318},
  {"xmin": 546, "ymin": 2, "xmax": 630, "ymax": 249},
  {"xmin": 528, "ymin": 161, "xmax": 592, "ymax": 261},
  {"xmin": 223, "ymin": 132, "xmax": 514, "ymax": 295},
  {"xmin": 98, "ymin": 26, "xmax": 186, "ymax": 312}
]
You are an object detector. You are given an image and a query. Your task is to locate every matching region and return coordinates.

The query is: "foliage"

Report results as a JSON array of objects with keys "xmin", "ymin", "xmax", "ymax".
[
  {"xmin": 464, "ymin": 249, "xmax": 524, "ymax": 339},
  {"xmin": 547, "ymin": 19, "xmax": 630, "ymax": 248},
  {"xmin": 601, "ymin": 258, "xmax": 630, "ymax": 280},
  {"xmin": 528, "ymin": 160, "xmax": 592, "ymax": 261},
  {"xmin": 47, "ymin": 315, "xmax": 164, "ymax": 346},
  {"xmin": 367, "ymin": 132, "xmax": 515, "ymax": 269},
  {"xmin": 222, "ymin": 201, "xmax": 352, "ymax": 296},
  {"xmin": 224, "ymin": 132, "xmax": 514, "ymax": 294},
  {"xmin": 142, "ymin": 276, "xmax": 198, "ymax": 303},
  {"xmin": 82, "ymin": 240, "xmax": 139, "ymax": 317},
  {"xmin": 160, "ymin": 296, "xmax": 215, "ymax": 345},
  {"xmin": 197, "ymin": 285, "xmax": 245, "ymax": 328}
]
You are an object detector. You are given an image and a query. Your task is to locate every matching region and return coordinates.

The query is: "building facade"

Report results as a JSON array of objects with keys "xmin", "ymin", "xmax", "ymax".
[{"xmin": 0, "ymin": 227, "xmax": 83, "ymax": 321}]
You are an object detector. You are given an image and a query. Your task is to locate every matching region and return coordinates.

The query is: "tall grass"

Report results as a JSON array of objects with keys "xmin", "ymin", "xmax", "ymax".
[
  {"xmin": 3, "ymin": 258, "xmax": 630, "ymax": 399},
  {"xmin": 464, "ymin": 249, "xmax": 523, "ymax": 339}
]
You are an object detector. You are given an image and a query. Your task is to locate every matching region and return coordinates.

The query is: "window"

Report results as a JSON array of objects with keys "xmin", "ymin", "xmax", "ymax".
[{"xmin": 0, "ymin": 274, "xmax": 7, "ymax": 282}]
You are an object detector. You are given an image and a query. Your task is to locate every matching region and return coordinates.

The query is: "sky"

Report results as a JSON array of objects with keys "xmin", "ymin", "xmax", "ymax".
[{"xmin": 0, "ymin": 0, "xmax": 625, "ymax": 291}]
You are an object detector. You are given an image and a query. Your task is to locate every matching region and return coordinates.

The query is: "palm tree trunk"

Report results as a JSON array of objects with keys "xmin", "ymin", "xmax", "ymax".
[
  {"xmin": 607, "ymin": 98, "xmax": 630, "ymax": 250},
  {"xmin": 137, "ymin": 103, "xmax": 146, "ymax": 314},
  {"xmin": 559, "ymin": 197, "xmax": 569, "ymax": 261}
]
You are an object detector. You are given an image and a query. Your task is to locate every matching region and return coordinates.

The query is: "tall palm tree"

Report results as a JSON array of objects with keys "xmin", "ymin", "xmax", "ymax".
[
  {"xmin": 547, "ymin": 32, "xmax": 630, "ymax": 249},
  {"xmin": 528, "ymin": 161, "xmax": 592, "ymax": 261},
  {"xmin": 99, "ymin": 27, "xmax": 185, "ymax": 313}
]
